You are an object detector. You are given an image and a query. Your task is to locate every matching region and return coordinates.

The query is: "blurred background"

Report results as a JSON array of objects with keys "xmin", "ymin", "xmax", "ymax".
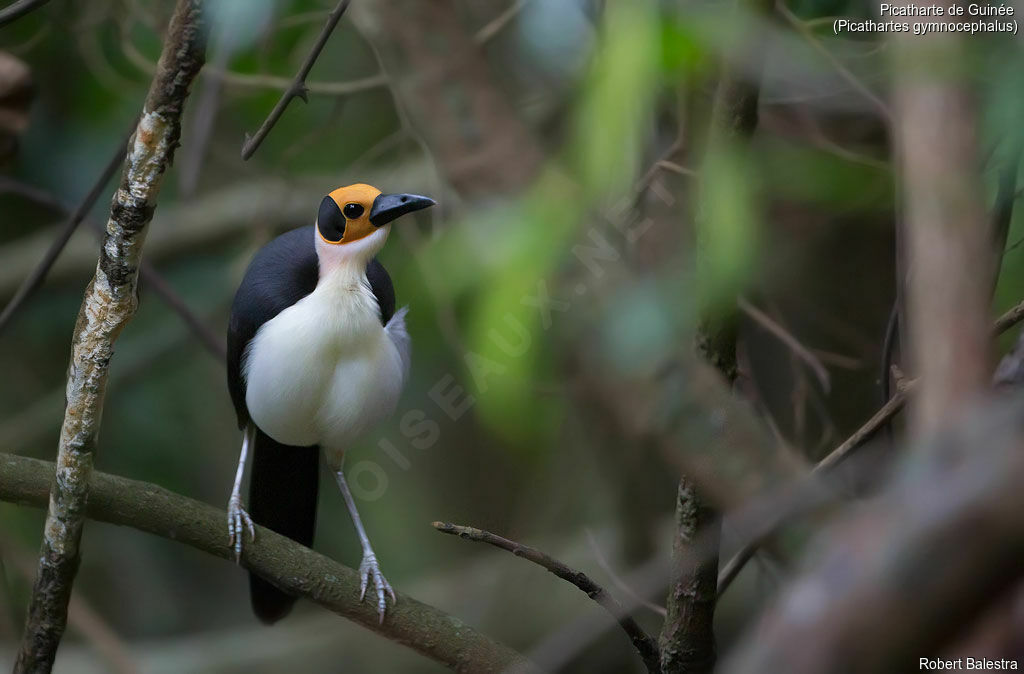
[{"xmin": 0, "ymin": 0, "xmax": 1022, "ymax": 672}]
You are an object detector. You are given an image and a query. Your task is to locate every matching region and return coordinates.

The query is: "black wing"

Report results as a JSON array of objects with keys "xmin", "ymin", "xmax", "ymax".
[
  {"xmin": 227, "ymin": 227, "xmax": 319, "ymax": 429},
  {"xmin": 226, "ymin": 226, "xmax": 397, "ymax": 429},
  {"xmin": 366, "ymin": 257, "xmax": 396, "ymax": 325}
]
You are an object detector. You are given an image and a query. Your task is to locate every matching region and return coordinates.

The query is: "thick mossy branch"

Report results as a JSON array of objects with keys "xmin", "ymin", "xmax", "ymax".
[{"xmin": 0, "ymin": 454, "xmax": 536, "ymax": 673}]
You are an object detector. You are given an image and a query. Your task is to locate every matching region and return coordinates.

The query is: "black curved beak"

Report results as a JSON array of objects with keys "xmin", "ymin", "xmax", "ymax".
[{"xmin": 369, "ymin": 193, "xmax": 436, "ymax": 227}]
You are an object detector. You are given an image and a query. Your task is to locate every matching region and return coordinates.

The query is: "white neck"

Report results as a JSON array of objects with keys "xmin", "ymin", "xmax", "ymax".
[{"xmin": 314, "ymin": 225, "xmax": 390, "ymax": 280}]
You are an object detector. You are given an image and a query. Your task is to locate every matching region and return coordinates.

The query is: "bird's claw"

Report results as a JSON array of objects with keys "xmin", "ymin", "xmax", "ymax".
[
  {"xmin": 358, "ymin": 553, "xmax": 396, "ymax": 623},
  {"xmin": 227, "ymin": 494, "xmax": 255, "ymax": 564}
]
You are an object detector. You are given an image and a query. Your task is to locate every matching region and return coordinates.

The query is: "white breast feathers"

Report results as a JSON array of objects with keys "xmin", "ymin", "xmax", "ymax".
[{"xmin": 242, "ymin": 265, "xmax": 409, "ymax": 458}]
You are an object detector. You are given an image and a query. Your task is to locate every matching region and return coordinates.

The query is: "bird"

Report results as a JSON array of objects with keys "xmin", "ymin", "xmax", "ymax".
[{"xmin": 224, "ymin": 183, "xmax": 434, "ymax": 624}]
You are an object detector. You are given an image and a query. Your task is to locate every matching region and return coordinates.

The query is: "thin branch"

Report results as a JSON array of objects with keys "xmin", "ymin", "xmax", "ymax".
[
  {"xmin": 15, "ymin": 3, "xmax": 206, "ymax": 671},
  {"xmin": 584, "ymin": 530, "xmax": 666, "ymax": 617},
  {"xmin": 0, "ymin": 177, "xmax": 225, "ymax": 361},
  {"xmin": 652, "ymin": 159, "xmax": 697, "ymax": 179},
  {"xmin": 240, "ymin": 0, "xmax": 351, "ymax": 160},
  {"xmin": 994, "ymin": 298, "xmax": 1024, "ymax": 335},
  {"xmin": 717, "ymin": 297, "xmax": 1024, "ymax": 596},
  {"xmin": 717, "ymin": 388, "xmax": 908, "ymax": 596},
  {"xmin": 776, "ymin": 2, "xmax": 891, "ymax": 123},
  {"xmin": 0, "ymin": 130, "xmax": 131, "ymax": 338},
  {"xmin": 118, "ymin": 15, "xmax": 385, "ymax": 98},
  {"xmin": 0, "ymin": 533, "xmax": 140, "ymax": 674},
  {"xmin": 989, "ymin": 140, "xmax": 1023, "ymax": 297},
  {"xmin": 0, "ymin": 455, "xmax": 536, "ymax": 673},
  {"xmin": 739, "ymin": 298, "xmax": 830, "ymax": 392},
  {"xmin": 137, "ymin": 263, "xmax": 225, "ymax": 360},
  {"xmin": 0, "ymin": 0, "xmax": 50, "ymax": 27},
  {"xmin": 432, "ymin": 521, "xmax": 662, "ymax": 674},
  {"xmin": 474, "ymin": 0, "xmax": 531, "ymax": 44},
  {"xmin": 217, "ymin": 70, "xmax": 385, "ymax": 96},
  {"xmin": 723, "ymin": 402, "xmax": 1024, "ymax": 674}
]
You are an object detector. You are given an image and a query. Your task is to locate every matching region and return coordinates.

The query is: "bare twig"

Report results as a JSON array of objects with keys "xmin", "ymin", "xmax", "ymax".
[
  {"xmin": 15, "ymin": 3, "xmax": 206, "ymax": 671},
  {"xmin": 739, "ymin": 298, "xmax": 830, "ymax": 392},
  {"xmin": 118, "ymin": 17, "xmax": 385, "ymax": 98},
  {"xmin": 585, "ymin": 529, "xmax": 666, "ymax": 617},
  {"xmin": 723, "ymin": 402, "xmax": 1024, "ymax": 674},
  {"xmin": 240, "ymin": 0, "xmax": 351, "ymax": 160},
  {"xmin": 0, "ymin": 177, "xmax": 225, "ymax": 361},
  {"xmin": 0, "ymin": 534, "xmax": 140, "ymax": 674},
  {"xmin": 994, "ymin": 299, "xmax": 1024, "ymax": 335},
  {"xmin": 988, "ymin": 140, "xmax": 1022, "ymax": 297},
  {"xmin": 474, "ymin": 0, "xmax": 531, "ymax": 44},
  {"xmin": 716, "ymin": 388, "xmax": 908, "ymax": 596},
  {"xmin": 776, "ymin": 2, "xmax": 891, "ymax": 122},
  {"xmin": 432, "ymin": 521, "xmax": 662, "ymax": 674},
  {"xmin": 0, "ymin": 455, "xmax": 536, "ymax": 673},
  {"xmin": 218, "ymin": 70, "xmax": 385, "ymax": 96},
  {"xmin": 717, "ymin": 297, "xmax": 1024, "ymax": 595},
  {"xmin": 0, "ymin": 130, "xmax": 131, "ymax": 338},
  {"xmin": 138, "ymin": 263, "xmax": 225, "ymax": 360},
  {"xmin": 0, "ymin": 0, "xmax": 50, "ymax": 27}
]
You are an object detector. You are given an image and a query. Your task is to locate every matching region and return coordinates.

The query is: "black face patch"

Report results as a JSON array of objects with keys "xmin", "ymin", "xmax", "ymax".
[{"xmin": 317, "ymin": 196, "xmax": 345, "ymax": 242}]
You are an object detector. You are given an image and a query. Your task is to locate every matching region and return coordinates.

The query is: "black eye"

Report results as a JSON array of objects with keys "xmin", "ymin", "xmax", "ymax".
[{"xmin": 343, "ymin": 203, "xmax": 364, "ymax": 219}]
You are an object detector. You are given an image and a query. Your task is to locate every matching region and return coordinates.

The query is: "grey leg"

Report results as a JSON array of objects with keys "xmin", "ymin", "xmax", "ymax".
[
  {"xmin": 227, "ymin": 425, "xmax": 256, "ymax": 563},
  {"xmin": 334, "ymin": 469, "xmax": 396, "ymax": 622}
]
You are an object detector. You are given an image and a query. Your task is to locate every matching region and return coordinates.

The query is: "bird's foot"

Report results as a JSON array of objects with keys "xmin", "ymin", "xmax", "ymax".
[
  {"xmin": 358, "ymin": 552, "xmax": 396, "ymax": 623},
  {"xmin": 227, "ymin": 493, "xmax": 255, "ymax": 563}
]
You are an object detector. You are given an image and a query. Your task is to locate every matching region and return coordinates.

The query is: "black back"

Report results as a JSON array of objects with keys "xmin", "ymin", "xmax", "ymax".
[{"xmin": 226, "ymin": 225, "xmax": 397, "ymax": 429}]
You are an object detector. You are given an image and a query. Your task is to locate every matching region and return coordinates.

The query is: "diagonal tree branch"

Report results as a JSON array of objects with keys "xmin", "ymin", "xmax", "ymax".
[
  {"xmin": 15, "ymin": 3, "xmax": 207, "ymax": 671},
  {"xmin": 716, "ymin": 297, "xmax": 1024, "ymax": 596},
  {"xmin": 432, "ymin": 521, "xmax": 662, "ymax": 674},
  {"xmin": 0, "ymin": 0, "xmax": 50, "ymax": 27},
  {"xmin": 722, "ymin": 402, "xmax": 1024, "ymax": 674},
  {"xmin": 0, "ymin": 175, "xmax": 225, "ymax": 360},
  {"xmin": 0, "ymin": 454, "xmax": 536, "ymax": 673},
  {"xmin": 0, "ymin": 130, "xmax": 131, "ymax": 338},
  {"xmin": 240, "ymin": 0, "xmax": 351, "ymax": 160}
]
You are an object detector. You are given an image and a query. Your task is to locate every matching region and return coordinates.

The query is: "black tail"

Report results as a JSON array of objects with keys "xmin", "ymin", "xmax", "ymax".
[{"xmin": 248, "ymin": 428, "xmax": 319, "ymax": 624}]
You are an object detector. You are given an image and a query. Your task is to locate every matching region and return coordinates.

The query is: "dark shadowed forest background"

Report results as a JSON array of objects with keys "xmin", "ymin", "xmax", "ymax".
[{"xmin": 1, "ymin": 0, "xmax": 1023, "ymax": 672}]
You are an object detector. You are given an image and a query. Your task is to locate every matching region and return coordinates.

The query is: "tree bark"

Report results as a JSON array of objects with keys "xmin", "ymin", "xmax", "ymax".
[
  {"xmin": 15, "ymin": 2, "xmax": 206, "ymax": 671},
  {"xmin": 0, "ymin": 453, "xmax": 537, "ymax": 674},
  {"xmin": 890, "ymin": 2, "xmax": 992, "ymax": 435}
]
